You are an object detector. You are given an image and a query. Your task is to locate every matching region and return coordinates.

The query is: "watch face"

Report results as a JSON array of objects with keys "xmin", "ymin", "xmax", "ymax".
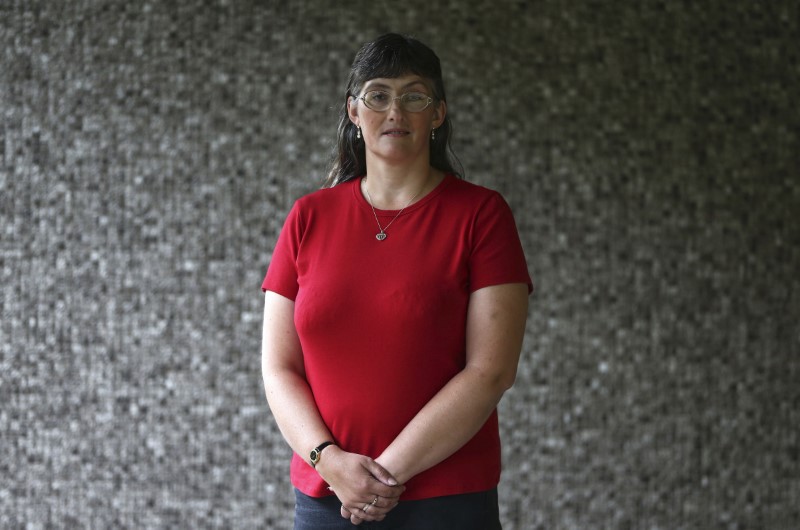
[{"xmin": 310, "ymin": 442, "xmax": 331, "ymax": 467}]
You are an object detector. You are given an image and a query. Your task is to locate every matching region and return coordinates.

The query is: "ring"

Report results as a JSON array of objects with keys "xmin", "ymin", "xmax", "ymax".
[
  {"xmin": 371, "ymin": 496, "xmax": 379, "ymax": 505},
  {"xmin": 362, "ymin": 503, "xmax": 371, "ymax": 513}
]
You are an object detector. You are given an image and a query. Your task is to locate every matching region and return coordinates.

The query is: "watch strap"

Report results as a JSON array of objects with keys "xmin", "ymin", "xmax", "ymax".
[{"xmin": 310, "ymin": 441, "xmax": 334, "ymax": 468}]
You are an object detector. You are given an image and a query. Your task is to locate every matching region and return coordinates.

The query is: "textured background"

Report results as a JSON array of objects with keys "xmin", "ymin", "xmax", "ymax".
[{"xmin": 2, "ymin": 1, "xmax": 798, "ymax": 529}]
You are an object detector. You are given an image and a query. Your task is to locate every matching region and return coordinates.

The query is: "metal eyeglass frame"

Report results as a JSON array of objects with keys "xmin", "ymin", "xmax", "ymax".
[{"xmin": 357, "ymin": 91, "xmax": 434, "ymax": 113}]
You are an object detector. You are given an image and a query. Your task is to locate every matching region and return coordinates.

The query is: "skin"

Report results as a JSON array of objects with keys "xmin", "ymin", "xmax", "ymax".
[
  {"xmin": 261, "ymin": 292, "xmax": 405, "ymax": 523},
  {"xmin": 347, "ymin": 75, "xmax": 447, "ymax": 208},
  {"xmin": 262, "ymin": 74, "xmax": 529, "ymax": 525}
]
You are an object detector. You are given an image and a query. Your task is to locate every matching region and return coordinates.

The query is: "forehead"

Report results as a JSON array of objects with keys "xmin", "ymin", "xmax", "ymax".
[{"xmin": 362, "ymin": 75, "xmax": 431, "ymax": 92}]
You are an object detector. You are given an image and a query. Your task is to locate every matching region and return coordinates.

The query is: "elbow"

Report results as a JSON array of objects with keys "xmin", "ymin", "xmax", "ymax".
[
  {"xmin": 262, "ymin": 361, "xmax": 306, "ymax": 397},
  {"xmin": 496, "ymin": 367, "xmax": 518, "ymax": 393},
  {"xmin": 262, "ymin": 365, "xmax": 292, "ymax": 392},
  {"xmin": 469, "ymin": 364, "xmax": 518, "ymax": 397}
]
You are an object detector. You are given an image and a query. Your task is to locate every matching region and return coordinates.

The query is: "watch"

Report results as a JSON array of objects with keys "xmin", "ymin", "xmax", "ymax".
[{"xmin": 310, "ymin": 441, "xmax": 334, "ymax": 468}]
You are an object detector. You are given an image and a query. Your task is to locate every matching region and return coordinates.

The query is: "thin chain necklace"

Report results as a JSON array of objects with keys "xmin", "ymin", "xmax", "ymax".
[{"xmin": 362, "ymin": 177, "xmax": 424, "ymax": 241}]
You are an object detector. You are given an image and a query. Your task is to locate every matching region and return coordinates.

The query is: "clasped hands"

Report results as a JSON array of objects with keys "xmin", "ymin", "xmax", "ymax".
[{"xmin": 314, "ymin": 446, "xmax": 405, "ymax": 525}]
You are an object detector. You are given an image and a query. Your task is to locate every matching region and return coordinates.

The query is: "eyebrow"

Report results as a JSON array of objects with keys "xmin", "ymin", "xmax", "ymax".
[{"xmin": 364, "ymin": 80, "xmax": 429, "ymax": 92}]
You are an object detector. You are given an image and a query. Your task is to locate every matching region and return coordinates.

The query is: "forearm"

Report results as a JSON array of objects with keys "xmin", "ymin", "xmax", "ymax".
[
  {"xmin": 262, "ymin": 291, "xmax": 334, "ymax": 464},
  {"xmin": 263, "ymin": 364, "xmax": 406, "ymax": 523},
  {"xmin": 376, "ymin": 283, "xmax": 529, "ymax": 484},
  {"xmin": 262, "ymin": 363, "xmax": 332, "ymax": 463},
  {"xmin": 261, "ymin": 294, "xmax": 405, "ymax": 524},
  {"xmin": 375, "ymin": 365, "xmax": 510, "ymax": 484}
]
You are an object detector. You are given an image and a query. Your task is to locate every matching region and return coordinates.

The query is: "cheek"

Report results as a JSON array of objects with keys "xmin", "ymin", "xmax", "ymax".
[{"xmin": 363, "ymin": 115, "xmax": 385, "ymax": 132}]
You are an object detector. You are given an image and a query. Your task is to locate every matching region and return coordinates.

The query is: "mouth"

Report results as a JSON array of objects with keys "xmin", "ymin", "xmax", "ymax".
[{"xmin": 382, "ymin": 129, "xmax": 410, "ymax": 137}]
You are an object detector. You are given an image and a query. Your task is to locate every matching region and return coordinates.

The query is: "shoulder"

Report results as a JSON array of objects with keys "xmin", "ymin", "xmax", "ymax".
[
  {"xmin": 291, "ymin": 179, "xmax": 356, "ymax": 213},
  {"xmin": 445, "ymin": 175, "xmax": 503, "ymax": 199},
  {"xmin": 439, "ymin": 177, "xmax": 524, "ymax": 245},
  {"xmin": 442, "ymin": 175, "xmax": 511, "ymax": 213}
]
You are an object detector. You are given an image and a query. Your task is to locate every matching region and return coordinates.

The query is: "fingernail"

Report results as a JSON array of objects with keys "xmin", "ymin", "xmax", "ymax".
[{"xmin": 388, "ymin": 478, "xmax": 398, "ymax": 485}]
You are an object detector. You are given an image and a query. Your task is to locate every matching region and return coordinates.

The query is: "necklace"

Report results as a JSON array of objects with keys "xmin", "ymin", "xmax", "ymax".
[{"xmin": 362, "ymin": 178, "xmax": 424, "ymax": 241}]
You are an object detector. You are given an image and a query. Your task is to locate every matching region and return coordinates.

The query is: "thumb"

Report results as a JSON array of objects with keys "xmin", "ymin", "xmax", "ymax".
[{"xmin": 364, "ymin": 459, "xmax": 399, "ymax": 486}]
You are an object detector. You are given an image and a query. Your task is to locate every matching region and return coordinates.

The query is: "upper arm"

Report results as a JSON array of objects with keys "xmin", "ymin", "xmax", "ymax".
[
  {"xmin": 261, "ymin": 290, "xmax": 305, "ymax": 377},
  {"xmin": 465, "ymin": 283, "xmax": 529, "ymax": 390}
]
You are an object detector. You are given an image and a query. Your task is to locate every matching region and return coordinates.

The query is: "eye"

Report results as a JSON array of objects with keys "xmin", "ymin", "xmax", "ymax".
[
  {"xmin": 404, "ymin": 92, "xmax": 427, "ymax": 102},
  {"xmin": 366, "ymin": 91, "xmax": 390, "ymax": 103}
]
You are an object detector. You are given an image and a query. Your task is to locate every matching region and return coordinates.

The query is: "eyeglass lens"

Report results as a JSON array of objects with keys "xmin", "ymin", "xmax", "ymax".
[{"xmin": 362, "ymin": 91, "xmax": 431, "ymax": 112}]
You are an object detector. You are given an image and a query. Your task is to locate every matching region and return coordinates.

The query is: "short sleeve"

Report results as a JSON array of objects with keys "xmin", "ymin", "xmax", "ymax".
[
  {"xmin": 469, "ymin": 192, "xmax": 533, "ymax": 294},
  {"xmin": 261, "ymin": 202, "xmax": 303, "ymax": 300}
]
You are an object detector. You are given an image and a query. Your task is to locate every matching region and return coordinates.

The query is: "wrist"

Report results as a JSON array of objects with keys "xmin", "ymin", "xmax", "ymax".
[
  {"xmin": 309, "ymin": 441, "xmax": 336, "ymax": 468},
  {"xmin": 313, "ymin": 444, "xmax": 343, "ymax": 479},
  {"xmin": 375, "ymin": 454, "xmax": 407, "ymax": 485}
]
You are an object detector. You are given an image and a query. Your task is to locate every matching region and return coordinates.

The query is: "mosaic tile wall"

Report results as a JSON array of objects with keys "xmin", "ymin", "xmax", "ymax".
[{"xmin": 2, "ymin": 1, "xmax": 798, "ymax": 528}]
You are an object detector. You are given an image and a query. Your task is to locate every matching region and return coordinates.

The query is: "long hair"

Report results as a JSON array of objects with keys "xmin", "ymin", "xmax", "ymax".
[{"xmin": 324, "ymin": 33, "xmax": 463, "ymax": 187}]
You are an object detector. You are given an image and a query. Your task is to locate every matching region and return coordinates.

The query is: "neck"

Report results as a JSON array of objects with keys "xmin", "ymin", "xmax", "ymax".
[{"xmin": 363, "ymin": 158, "xmax": 442, "ymax": 210}]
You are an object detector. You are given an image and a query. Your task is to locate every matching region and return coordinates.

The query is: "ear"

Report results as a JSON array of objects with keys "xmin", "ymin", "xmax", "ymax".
[
  {"xmin": 347, "ymin": 96, "xmax": 360, "ymax": 127},
  {"xmin": 432, "ymin": 100, "xmax": 447, "ymax": 129}
]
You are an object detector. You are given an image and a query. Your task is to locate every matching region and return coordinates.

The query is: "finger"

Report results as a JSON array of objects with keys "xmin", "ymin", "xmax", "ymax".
[
  {"xmin": 340, "ymin": 505, "xmax": 351, "ymax": 519},
  {"xmin": 382, "ymin": 491, "xmax": 402, "ymax": 504},
  {"xmin": 357, "ymin": 505, "xmax": 381, "ymax": 523},
  {"xmin": 370, "ymin": 485, "xmax": 404, "ymax": 503},
  {"xmin": 368, "ymin": 495, "xmax": 380, "ymax": 510},
  {"xmin": 364, "ymin": 478, "xmax": 405, "ymax": 500},
  {"xmin": 360, "ymin": 498, "xmax": 398, "ymax": 520}
]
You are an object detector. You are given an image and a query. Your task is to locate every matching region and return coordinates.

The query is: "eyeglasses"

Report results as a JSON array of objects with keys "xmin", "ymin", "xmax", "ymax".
[{"xmin": 357, "ymin": 90, "xmax": 434, "ymax": 112}]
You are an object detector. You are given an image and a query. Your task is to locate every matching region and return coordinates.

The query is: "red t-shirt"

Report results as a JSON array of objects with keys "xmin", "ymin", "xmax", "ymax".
[{"xmin": 262, "ymin": 174, "xmax": 532, "ymax": 500}]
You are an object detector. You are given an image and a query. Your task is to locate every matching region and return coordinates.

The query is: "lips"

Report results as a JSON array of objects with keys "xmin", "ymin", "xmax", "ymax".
[{"xmin": 382, "ymin": 129, "xmax": 410, "ymax": 136}]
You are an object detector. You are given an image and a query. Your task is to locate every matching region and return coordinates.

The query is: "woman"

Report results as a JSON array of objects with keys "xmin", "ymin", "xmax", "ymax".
[{"xmin": 261, "ymin": 33, "xmax": 532, "ymax": 529}]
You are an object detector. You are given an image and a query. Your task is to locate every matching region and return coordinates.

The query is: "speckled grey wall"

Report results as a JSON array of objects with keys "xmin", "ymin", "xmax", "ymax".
[{"xmin": 2, "ymin": 1, "xmax": 798, "ymax": 529}]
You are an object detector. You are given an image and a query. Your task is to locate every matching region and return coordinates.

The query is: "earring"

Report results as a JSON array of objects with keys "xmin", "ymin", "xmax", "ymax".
[
  {"xmin": 431, "ymin": 128, "xmax": 436, "ymax": 140},
  {"xmin": 356, "ymin": 127, "xmax": 361, "ymax": 139}
]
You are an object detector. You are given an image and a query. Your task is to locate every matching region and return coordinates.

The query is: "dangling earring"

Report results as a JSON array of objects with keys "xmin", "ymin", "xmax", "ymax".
[
  {"xmin": 356, "ymin": 126, "xmax": 361, "ymax": 139},
  {"xmin": 431, "ymin": 128, "xmax": 436, "ymax": 140}
]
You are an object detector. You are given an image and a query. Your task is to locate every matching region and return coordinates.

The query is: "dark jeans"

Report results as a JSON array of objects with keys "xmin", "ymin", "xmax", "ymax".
[{"xmin": 293, "ymin": 487, "xmax": 502, "ymax": 530}]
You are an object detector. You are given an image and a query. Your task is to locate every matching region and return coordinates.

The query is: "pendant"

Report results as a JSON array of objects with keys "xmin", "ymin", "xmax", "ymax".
[{"xmin": 376, "ymin": 232, "xmax": 387, "ymax": 241}]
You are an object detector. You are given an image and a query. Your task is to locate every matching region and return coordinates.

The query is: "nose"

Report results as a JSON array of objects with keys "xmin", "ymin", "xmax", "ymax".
[{"xmin": 386, "ymin": 97, "xmax": 405, "ymax": 117}]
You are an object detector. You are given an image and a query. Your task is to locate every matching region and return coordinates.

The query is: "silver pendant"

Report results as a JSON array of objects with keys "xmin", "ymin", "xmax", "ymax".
[{"xmin": 376, "ymin": 232, "xmax": 387, "ymax": 241}]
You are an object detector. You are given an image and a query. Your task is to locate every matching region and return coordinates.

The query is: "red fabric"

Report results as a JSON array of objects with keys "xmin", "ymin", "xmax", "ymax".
[{"xmin": 262, "ymin": 174, "xmax": 532, "ymax": 500}]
